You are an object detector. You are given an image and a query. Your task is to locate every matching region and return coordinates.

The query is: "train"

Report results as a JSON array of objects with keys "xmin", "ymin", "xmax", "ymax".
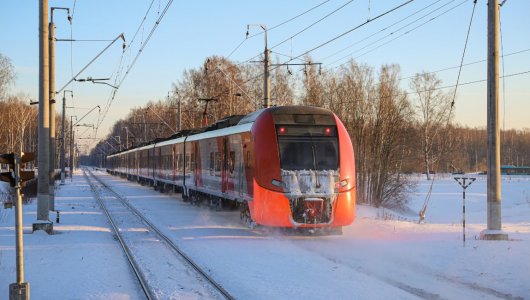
[{"xmin": 106, "ymin": 106, "xmax": 356, "ymax": 231}]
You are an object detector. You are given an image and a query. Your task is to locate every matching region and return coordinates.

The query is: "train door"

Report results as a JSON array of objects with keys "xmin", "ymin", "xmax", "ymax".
[
  {"xmin": 172, "ymin": 144, "xmax": 176, "ymax": 181},
  {"xmin": 193, "ymin": 142, "xmax": 201, "ymax": 187},
  {"xmin": 221, "ymin": 137, "xmax": 228, "ymax": 193}
]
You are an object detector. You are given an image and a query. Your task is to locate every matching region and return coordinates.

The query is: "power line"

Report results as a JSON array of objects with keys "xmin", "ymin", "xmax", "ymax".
[
  {"xmin": 241, "ymin": 0, "xmax": 415, "ymax": 87},
  {"xmin": 126, "ymin": 0, "xmax": 156, "ymax": 53},
  {"xmin": 270, "ymin": 0, "xmax": 357, "ymax": 50},
  {"xmin": 449, "ymin": 0, "xmax": 478, "ymax": 109},
  {"xmin": 399, "ymin": 47, "xmax": 530, "ymax": 81},
  {"xmin": 96, "ymin": 0, "xmax": 175, "ymax": 131},
  {"xmin": 234, "ymin": 0, "xmax": 332, "ymax": 63},
  {"xmin": 402, "ymin": 70, "xmax": 530, "ymax": 99},
  {"xmin": 282, "ymin": 0, "xmax": 415, "ymax": 65},
  {"xmin": 321, "ymin": 0, "xmax": 446, "ymax": 63},
  {"xmin": 328, "ymin": 0, "xmax": 467, "ymax": 68}
]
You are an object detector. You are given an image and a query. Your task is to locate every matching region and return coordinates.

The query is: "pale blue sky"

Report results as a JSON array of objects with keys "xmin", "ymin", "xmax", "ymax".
[{"xmin": 1, "ymin": 0, "xmax": 529, "ymax": 150}]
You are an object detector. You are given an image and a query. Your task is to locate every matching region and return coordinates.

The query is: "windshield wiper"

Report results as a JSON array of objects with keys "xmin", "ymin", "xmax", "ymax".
[{"xmin": 311, "ymin": 144, "xmax": 321, "ymax": 188}]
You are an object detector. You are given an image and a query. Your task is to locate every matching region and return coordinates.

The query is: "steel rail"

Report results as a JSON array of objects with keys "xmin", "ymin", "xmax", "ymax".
[
  {"xmin": 87, "ymin": 168, "xmax": 235, "ymax": 300},
  {"xmin": 82, "ymin": 169, "xmax": 154, "ymax": 300}
]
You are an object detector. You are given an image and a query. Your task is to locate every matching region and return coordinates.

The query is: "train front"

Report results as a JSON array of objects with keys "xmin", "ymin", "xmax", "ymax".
[{"xmin": 251, "ymin": 106, "xmax": 355, "ymax": 229}]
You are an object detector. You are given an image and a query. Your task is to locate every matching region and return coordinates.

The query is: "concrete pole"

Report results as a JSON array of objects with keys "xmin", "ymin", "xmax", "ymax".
[
  {"xmin": 263, "ymin": 37, "xmax": 270, "ymax": 109},
  {"xmin": 482, "ymin": 0, "xmax": 507, "ymax": 240},
  {"xmin": 37, "ymin": 0, "xmax": 50, "ymax": 221},
  {"xmin": 48, "ymin": 19, "xmax": 56, "ymax": 210},
  {"xmin": 143, "ymin": 114, "xmax": 147, "ymax": 142},
  {"xmin": 60, "ymin": 92, "xmax": 66, "ymax": 184},
  {"xmin": 177, "ymin": 100, "xmax": 181, "ymax": 131},
  {"xmin": 70, "ymin": 116, "xmax": 74, "ymax": 179}
]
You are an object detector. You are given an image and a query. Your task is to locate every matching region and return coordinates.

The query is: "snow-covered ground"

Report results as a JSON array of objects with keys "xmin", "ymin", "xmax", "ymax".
[{"xmin": 1, "ymin": 170, "xmax": 529, "ymax": 299}]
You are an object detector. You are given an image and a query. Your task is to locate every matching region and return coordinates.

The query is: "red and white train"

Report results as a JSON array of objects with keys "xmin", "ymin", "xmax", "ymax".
[{"xmin": 106, "ymin": 106, "xmax": 355, "ymax": 230}]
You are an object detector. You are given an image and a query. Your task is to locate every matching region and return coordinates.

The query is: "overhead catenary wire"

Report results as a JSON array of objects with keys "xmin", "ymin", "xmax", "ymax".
[
  {"xmin": 321, "ymin": 0, "xmax": 447, "ymax": 63},
  {"xmin": 227, "ymin": 0, "xmax": 331, "ymax": 59},
  {"xmin": 238, "ymin": 0, "xmax": 356, "ymax": 66},
  {"xmin": 96, "ymin": 0, "xmax": 175, "ymax": 131},
  {"xmin": 398, "ymin": 47, "xmax": 530, "ymax": 82},
  {"xmin": 240, "ymin": 0, "xmax": 415, "ymax": 87},
  {"xmin": 57, "ymin": 33, "xmax": 125, "ymax": 94},
  {"xmin": 420, "ymin": 0, "xmax": 478, "ymax": 221},
  {"xmin": 95, "ymin": 0, "xmax": 159, "ymax": 132},
  {"xmin": 234, "ymin": 0, "xmax": 332, "ymax": 64},
  {"xmin": 328, "ymin": 0, "xmax": 467, "ymax": 68},
  {"xmin": 269, "ymin": 0, "xmax": 357, "ymax": 51},
  {"xmin": 278, "ymin": 0, "xmax": 415, "ymax": 66}
]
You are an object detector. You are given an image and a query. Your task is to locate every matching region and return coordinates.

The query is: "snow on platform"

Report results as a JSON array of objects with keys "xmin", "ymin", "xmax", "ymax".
[{"xmin": 1, "ymin": 171, "xmax": 529, "ymax": 299}]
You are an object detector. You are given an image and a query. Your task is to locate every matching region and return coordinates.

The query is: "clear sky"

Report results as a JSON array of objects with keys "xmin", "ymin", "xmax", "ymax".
[{"xmin": 1, "ymin": 0, "xmax": 529, "ymax": 151}]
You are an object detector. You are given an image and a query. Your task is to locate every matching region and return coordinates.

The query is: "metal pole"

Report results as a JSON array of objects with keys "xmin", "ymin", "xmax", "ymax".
[
  {"xmin": 263, "ymin": 29, "xmax": 270, "ymax": 109},
  {"xmin": 14, "ymin": 155, "xmax": 24, "ymax": 283},
  {"xmin": 177, "ymin": 99, "xmax": 181, "ymax": 131},
  {"xmin": 48, "ymin": 18, "xmax": 56, "ymax": 210},
  {"xmin": 60, "ymin": 92, "xmax": 66, "ymax": 184},
  {"xmin": 37, "ymin": 0, "xmax": 50, "ymax": 221},
  {"xmin": 143, "ymin": 113, "xmax": 147, "ymax": 142},
  {"xmin": 70, "ymin": 116, "xmax": 74, "ymax": 179},
  {"xmin": 483, "ymin": 0, "xmax": 507, "ymax": 240},
  {"xmin": 463, "ymin": 180, "xmax": 466, "ymax": 247},
  {"xmin": 10, "ymin": 154, "xmax": 30, "ymax": 299}
]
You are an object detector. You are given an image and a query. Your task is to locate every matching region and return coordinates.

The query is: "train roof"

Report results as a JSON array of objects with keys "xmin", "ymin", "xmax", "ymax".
[{"xmin": 106, "ymin": 105, "xmax": 335, "ymax": 157}]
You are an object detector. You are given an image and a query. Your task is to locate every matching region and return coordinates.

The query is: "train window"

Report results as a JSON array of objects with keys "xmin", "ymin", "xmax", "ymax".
[
  {"xmin": 229, "ymin": 151, "xmax": 235, "ymax": 174},
  {"xmin": 215, "ymin": 152, "xmax": 221, "ymax": 176},
  {"xmin": 209, "ymin": 152, "xmax": 214, "ymax": 175},
  {"xmin": 178, "ymin": 153, "xmax": 184, "ymax": 172},
  {"xmin": 278, "ymin": 136, "xmax": 339, "ymax": 171}
]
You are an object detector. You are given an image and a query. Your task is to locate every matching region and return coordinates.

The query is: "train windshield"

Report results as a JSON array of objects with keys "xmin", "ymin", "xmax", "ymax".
[{"xmin": 277, "ymin": 125, "xmax": 339, "ymax": 171}]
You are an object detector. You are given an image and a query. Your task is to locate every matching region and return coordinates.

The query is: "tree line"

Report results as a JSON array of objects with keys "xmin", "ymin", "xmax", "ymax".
[
  {"xmin": 1, "ymin": 51, "xmax": 528, "ymax": 208},
  {"xmin": 0, "ymin": 53, "xmax": 73, "ymax": 170}
]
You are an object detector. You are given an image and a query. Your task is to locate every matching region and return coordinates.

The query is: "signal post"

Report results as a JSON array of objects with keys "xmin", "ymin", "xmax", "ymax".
[{"xmin": 1, "ymin": 153, "xmax": 35, "ymax": 300}]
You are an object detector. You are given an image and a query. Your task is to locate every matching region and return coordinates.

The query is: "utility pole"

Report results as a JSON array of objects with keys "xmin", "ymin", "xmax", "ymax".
[
  {"xmin": 60, "ymin": 90, "xmax": 72, "ymax": 185},
  {"xmin": 48, "ymin": 7, "xmax": 70, "ymax": 208},
  {"xmin": 70, "ymin": 116, "xmax": 75, "ymax": 180},
  {"xmin": 264, "ymin": 40, "xmax": 270, "ymax": 109},
  {"xmin": 247, "ymin": 24, "xmax": 270, "ymax": 108},
  {"xmin": 482, "ymin": 0, "xmax": 508, "ymax": 240},
  {"xmin": 2, "ymin": 153, "xmax": 35, "ymax": 300},
  {"xmin": 143, "ymin": 112, "xmax": 148, "ymax": 141},
  {"xmin": 49, "ymin": 13, "xmax": 55, "ymax": 210},
  {"xmin": 122, "ymin": 127, "xmax": 129, "ymax": 149},
  {"xmin": 36, "ymin": 0, "xmax": 52, "ymax": 227},
  {"xmin": 198, "ymin": 98, "xmax": 218, "ymax": 126},
  {"xmin": 177, "ymin": 95, "xmax": 181, "ymax": 131}
]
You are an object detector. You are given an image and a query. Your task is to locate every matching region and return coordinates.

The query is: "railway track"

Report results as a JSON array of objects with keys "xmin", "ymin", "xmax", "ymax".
[{"xmin": 83, "ymin": 168, "xmax": 234, "ymax": 300}]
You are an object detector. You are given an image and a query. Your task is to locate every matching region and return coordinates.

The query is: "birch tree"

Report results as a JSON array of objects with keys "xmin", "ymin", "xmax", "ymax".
[{"xmin": 410, "ymin": 72, "xmax": 453, "ymax": 180}]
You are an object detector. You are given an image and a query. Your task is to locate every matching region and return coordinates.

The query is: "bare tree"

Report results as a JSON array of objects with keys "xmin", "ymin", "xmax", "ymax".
[
  {"xmin": 410, "ymin": 72, "xmax": 453, "ymax": 180},
  {"xmin": 0, "ymin": 52, "xmax": 15, "ymax": 101}
]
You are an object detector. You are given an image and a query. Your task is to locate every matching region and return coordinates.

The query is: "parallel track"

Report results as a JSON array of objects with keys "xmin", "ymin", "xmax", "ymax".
[{"xmin": 83, "ymin": 168, "xmax": 235, "ymax": 300}]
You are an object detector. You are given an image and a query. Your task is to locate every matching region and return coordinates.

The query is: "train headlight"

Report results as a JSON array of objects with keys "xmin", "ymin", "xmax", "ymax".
[
  {"xmin": 271, "ymin": 179, "xmax": 284, "ymax": 188},
  {"xmin": 335, "ymin": 179, "xmax": 349, "ymax": 189}
]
